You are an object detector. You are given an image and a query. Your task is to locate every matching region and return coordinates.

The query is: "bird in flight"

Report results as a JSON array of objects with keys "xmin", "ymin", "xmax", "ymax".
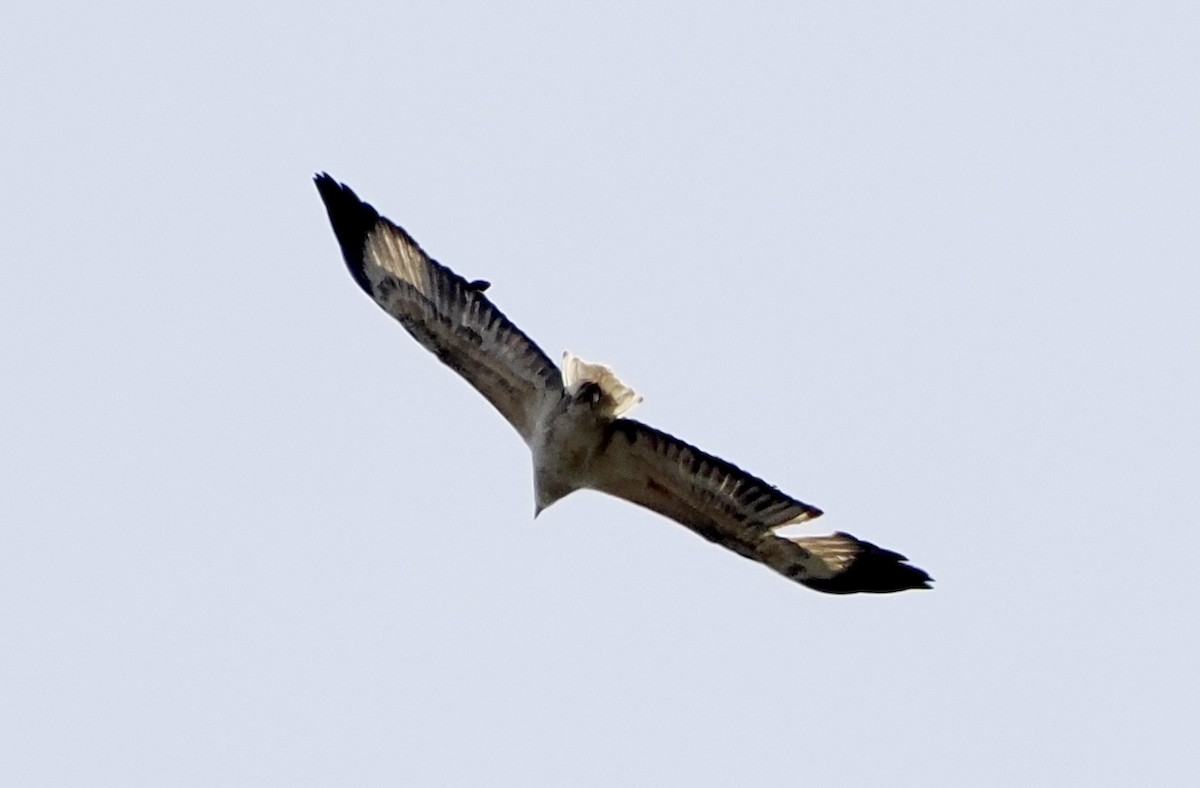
[{"xmin": 315, "ymin": 174, "xmax": 932, "ymax": 594}]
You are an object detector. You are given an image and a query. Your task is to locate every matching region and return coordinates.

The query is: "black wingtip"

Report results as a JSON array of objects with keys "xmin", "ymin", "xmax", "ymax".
[
  {"xmin": 806, "ymin": 533, "xmax": 934, "ymax": 595},
  {"xmin": 313, "ymin": 173, "xmax": 379, "ymax": 295}
]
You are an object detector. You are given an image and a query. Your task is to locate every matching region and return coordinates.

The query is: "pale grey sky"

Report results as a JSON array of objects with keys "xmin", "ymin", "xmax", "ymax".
[{"xmin": 2, "ymin": 2, "xmax": 1197, "ymax": 785}]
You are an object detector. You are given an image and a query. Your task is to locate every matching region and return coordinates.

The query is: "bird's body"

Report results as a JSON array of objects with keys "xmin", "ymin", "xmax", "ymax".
[
  {"xmin": 315, "ymin": 174, "xmax": 932, "ymax": 594},
  {"xmin": 531, "ymin": 354, "xmax": 643, "ymax": 514},
  {"xmin": 531, "ymin": 388, "xmax": 605, "ymax": 515}
]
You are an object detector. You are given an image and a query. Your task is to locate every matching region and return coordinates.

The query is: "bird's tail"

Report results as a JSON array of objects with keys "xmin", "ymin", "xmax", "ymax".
[{"xmin": 561, "ymin": 352, "xmax": 642, "ymax": 417}]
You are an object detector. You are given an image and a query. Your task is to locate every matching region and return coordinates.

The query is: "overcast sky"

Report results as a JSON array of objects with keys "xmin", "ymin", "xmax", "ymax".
[{"xmin": 2, "ymin": 2, "xmax": 1198, "ymax": 785}]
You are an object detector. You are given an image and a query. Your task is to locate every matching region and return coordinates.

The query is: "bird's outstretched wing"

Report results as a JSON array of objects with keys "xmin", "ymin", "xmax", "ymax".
[
  {"xmin": 315, "ymin": 174, "xmax": 563, "ymax": 443},
  {"xmin": 588, "ymin": 419, "xmax": 932, "ymax": 593}
]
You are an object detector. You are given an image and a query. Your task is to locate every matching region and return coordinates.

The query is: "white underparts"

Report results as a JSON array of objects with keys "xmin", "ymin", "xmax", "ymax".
[{"xmin": 561, "ymin": 351, "xmax": 643, "ymax": 418}]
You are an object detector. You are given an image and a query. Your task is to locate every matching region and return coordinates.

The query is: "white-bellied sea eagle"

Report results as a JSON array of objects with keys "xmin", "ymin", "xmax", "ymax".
[{"xmin": 315, "ymin": 174, "xmax": 932, "ymax": 594}]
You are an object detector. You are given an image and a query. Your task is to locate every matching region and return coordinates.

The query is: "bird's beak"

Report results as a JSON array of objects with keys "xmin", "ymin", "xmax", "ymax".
[{"xmin": 534, "ymin": 502, "xmax": 544, "ymax": 519}]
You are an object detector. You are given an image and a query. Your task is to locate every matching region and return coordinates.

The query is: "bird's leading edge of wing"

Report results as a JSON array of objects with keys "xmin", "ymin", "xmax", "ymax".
[{"xmin": 314, "ymin": 174, "xmax": 563, "ymax": 442}]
